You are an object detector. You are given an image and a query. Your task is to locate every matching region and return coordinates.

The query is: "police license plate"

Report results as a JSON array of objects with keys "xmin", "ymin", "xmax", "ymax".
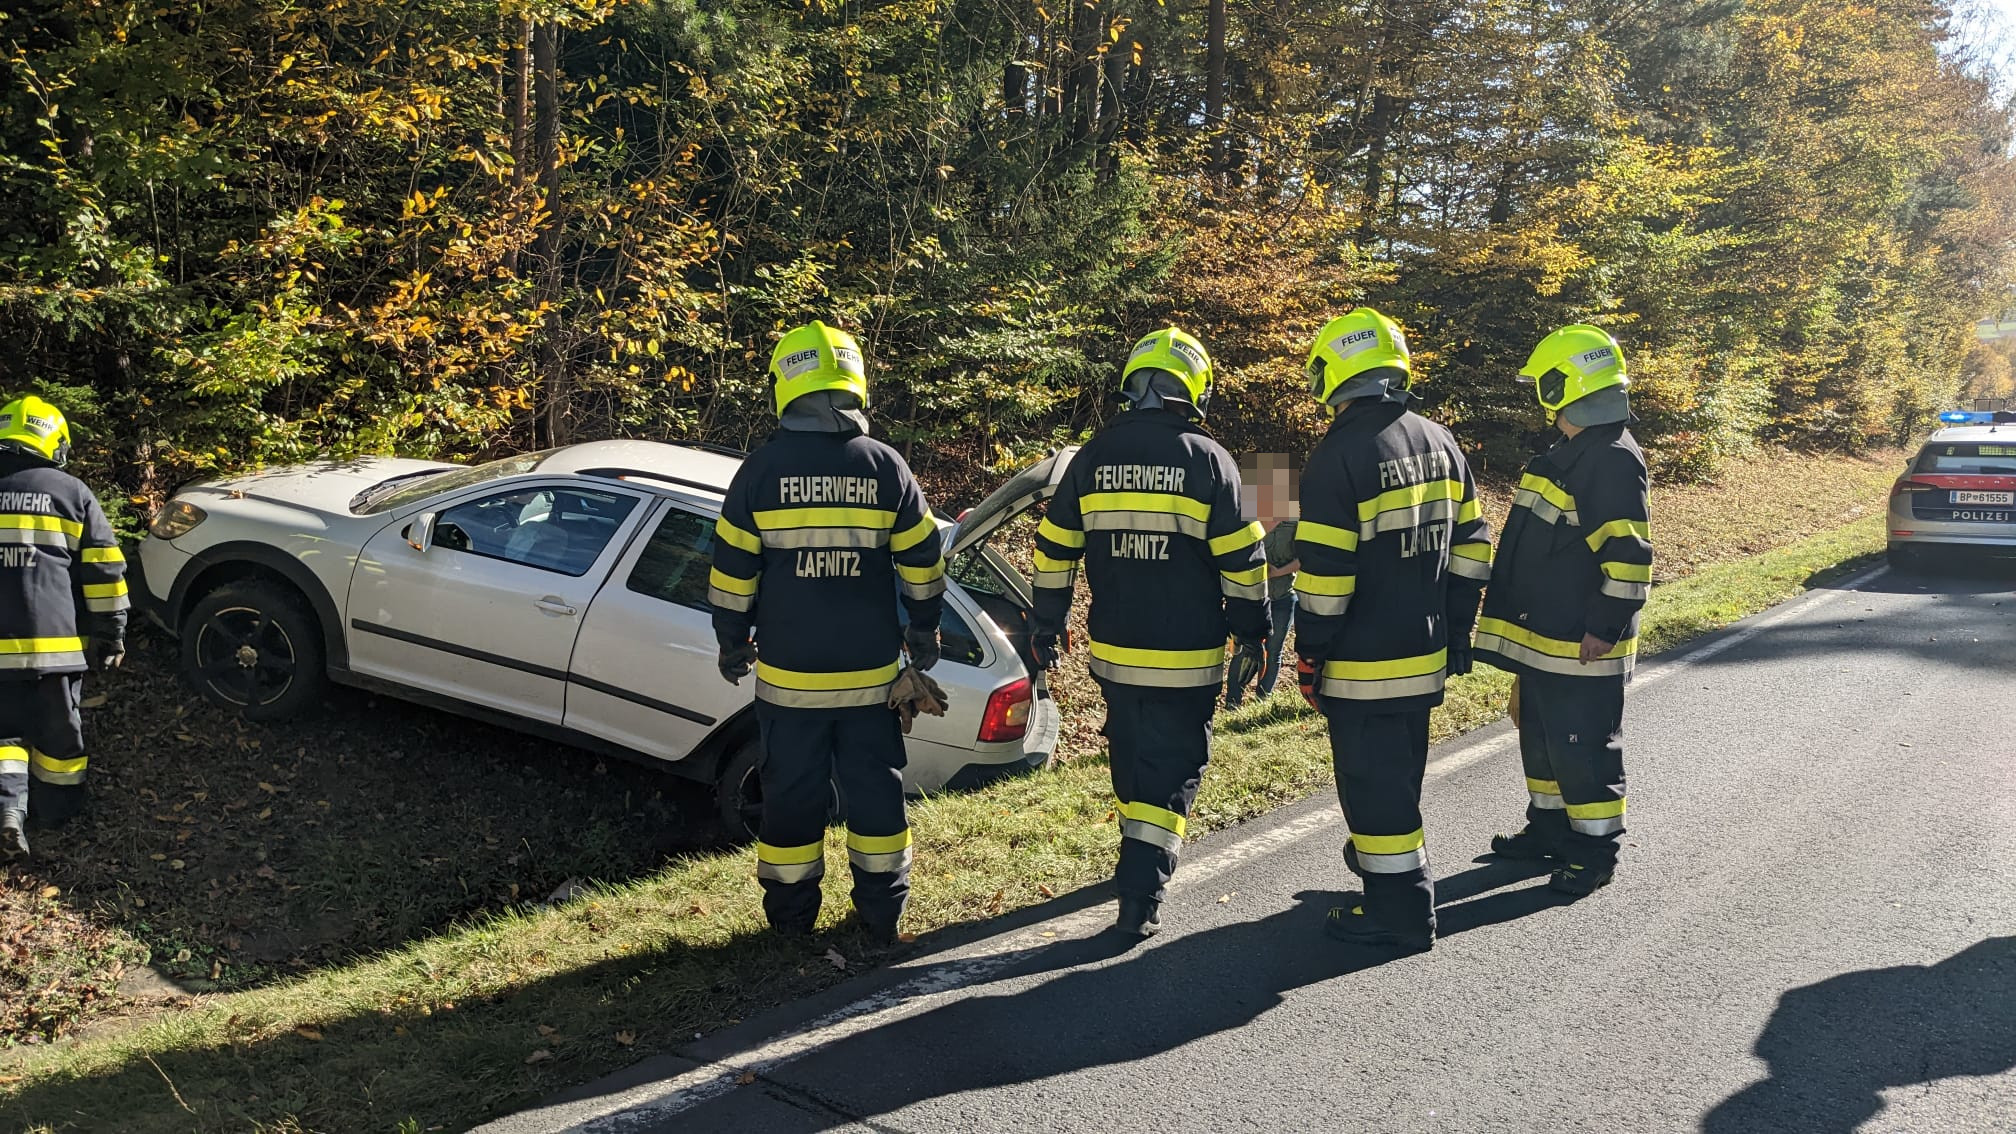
[{"xmin": 1953, "ymin": 490, "xmax": 2014, "ymax": 505}]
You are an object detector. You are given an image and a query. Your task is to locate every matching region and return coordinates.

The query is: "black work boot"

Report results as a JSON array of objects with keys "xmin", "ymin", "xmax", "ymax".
[
  {"xmin": 0, "ymin": 809, "xmax": 28, "ymax": 859},
  {"xmin": 1325, "ymin": 901, "xmax": 1432, "ymax": 952},
  {"xmin": 1491, "ymin": 825, "xmax": 1566, "ymax": 862},
  {"xmin": 1112, "ymin": 896, "xmax": 1162, "ymax": 938},
  {"xmin": 1549, "ymin": 860, "xmax": 1615, "ymax": 896}
]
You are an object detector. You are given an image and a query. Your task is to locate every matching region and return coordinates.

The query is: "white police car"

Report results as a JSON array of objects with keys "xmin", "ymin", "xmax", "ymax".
[{"xmin": 1888, "ymin": 411, "xmax": 2016, "ymax": 568}]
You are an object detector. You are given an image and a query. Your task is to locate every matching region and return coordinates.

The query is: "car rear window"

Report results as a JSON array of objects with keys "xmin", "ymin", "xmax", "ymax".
[{"xmin": 1914, "ymin": 442, "xmax": 2016, "ymax": 475}]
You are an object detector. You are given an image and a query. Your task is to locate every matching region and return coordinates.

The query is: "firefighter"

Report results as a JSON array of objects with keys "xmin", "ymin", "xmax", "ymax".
[
  {"xmin": 1291, "ymin": 309, "xmax": 1492, "ymax": 952},
  {"xmin": 1474, "ymin": 324, "xmax": 1651, "ymax": 897},
  {"xmin": 0, "ymin": 396, "xmax": 127, "ymax": 859},
  {"xmin": 709, "ymin": 322, "xmax": 946, "ymax": 942},
  {"xmin": 1030, "ymin": 328, "xmax": 1270, "ymax": 938}
]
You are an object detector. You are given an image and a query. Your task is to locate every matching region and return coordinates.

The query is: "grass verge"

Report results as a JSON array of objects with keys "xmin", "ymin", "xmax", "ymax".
[{"xmin": 1, "ymin": 511, "xmax": 1889, "ymax": 1133}]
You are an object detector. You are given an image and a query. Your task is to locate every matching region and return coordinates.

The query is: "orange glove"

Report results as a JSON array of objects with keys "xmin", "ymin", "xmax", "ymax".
[{"xmin": 1296, "ymin": 656, "xmax": 1320, "ymax": 710}]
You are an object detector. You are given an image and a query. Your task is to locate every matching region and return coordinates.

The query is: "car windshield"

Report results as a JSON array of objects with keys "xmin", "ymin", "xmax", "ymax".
[
  {"xmin": 1914, "ymin": 442, "xmax": 2016, "ymax": 476},
  {"xmin": 352, "ymin": 451, "xmax": 555, "ymax": 514}
]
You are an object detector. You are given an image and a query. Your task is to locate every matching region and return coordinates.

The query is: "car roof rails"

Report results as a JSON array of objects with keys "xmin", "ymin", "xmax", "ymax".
[{"xmin": 577, "ymin": 467, "xmax": 731, "ymax": 495}]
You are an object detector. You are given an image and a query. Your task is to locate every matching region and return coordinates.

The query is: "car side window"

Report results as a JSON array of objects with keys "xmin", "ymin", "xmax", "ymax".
[
  {"xmin": 433, "ymin": 487, "xmax": 637, "ymax": 577},
  {"xmin": 627, "ymin": 507, "xmax": 716, "ymax": 610}
]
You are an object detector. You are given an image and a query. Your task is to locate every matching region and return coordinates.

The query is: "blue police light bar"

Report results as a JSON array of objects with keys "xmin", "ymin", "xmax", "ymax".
[{"xmin": 1941, "ymin": 411, "xmax": 1992, "ymax": 424}]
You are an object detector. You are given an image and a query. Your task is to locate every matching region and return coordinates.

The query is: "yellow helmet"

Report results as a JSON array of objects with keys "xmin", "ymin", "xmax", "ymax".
[
  {"xmin": 1122, "ymin": 327, "xmax": 1214, "ymax": 412},
  {"xmin": 1519, "ymin": 324, "xmax": 1628, "ymax": 414},
  {"xmin": 1305, "ymin": 307, "xmax": 1411, "ymax": 405},
  {"xmin": 769, "ymin": 321, "xmax": 869, "ymax": 417},
  {"xmin": 0, "ymin": 395, "xmax": 71, "ymax": 466}
]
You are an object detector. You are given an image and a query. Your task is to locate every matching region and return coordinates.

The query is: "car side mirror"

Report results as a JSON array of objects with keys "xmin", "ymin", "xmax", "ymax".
[{"xmin": 405, "ymin": 512, "xmax": 438, "ymax": 553}]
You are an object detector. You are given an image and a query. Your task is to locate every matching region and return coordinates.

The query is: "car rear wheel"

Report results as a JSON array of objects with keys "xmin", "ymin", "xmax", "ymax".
[
  {"xmin": 714, "ymin": 737, "xmax": 843, "ymax": 845},
  {"xmin": 181, "ymin": 581, "xmax": 327, "ymax": 721}
]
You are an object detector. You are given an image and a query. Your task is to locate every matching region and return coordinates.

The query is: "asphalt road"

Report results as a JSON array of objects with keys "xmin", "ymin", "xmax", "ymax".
[{"xmin": 487, "ymin": 561, "xmax": 2016, "ymax": 1134}]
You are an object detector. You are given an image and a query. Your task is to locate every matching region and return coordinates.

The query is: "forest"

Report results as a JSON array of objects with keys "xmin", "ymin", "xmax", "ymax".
[{"xmin": 2, "ymin": 0, "xmax": 2013, "ymax": 509}]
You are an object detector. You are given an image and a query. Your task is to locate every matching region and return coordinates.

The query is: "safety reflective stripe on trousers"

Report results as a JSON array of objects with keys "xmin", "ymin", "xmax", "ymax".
[
  {"xmin": 1513, "ymin": 474, "xmax": 1578, "ymax": 526},
  {"xmin": 1526, "ymin": 776, "xmax": 1565, "ymax": 810},
  {"xmin": 82, "ymin": 580, "xmax": 130, "ymax": 612},
  {"xmin": 1086, "ymin": 641, "xmax": 1224, "ymax": 688},
  {"xmin": 1319, "ymin": 649, "xmax": 1446, "ymax": 700},
  {"xmin": 755, "ymin": 507, "xmax": 897, "ymax": 549},
  {"xmin": 756, "ymin": 840, "xmax": 826, "ymax": 884},
  {"xmin": 1566, "ymin": 797, "xmax": 1626, "ymax": 836},
  {"xmin": 1472, "ymin": 617, "xmax": 1635, "ymax": 678},
  {"xmin": 0, "ymin": 637, "xmax": 87, "ymax": 670},
  {"xmin": 706, "ymin": 567, "xmax": 759, "ymax": 612},
  {"xmin": 1031, "ymin": 549, "xmax": 1079, "ymax": 591},
  {"xmin": 28, "ymin": 748, "xmax": 85, "ymax": 785},
  {"xmin": 1448, "ymin": 542, "xmax": 1493, "ymax": 580},
  {"xmin": 754, "ymin": 660, "xmax": 901, "ymax": 709},
  {"xmin": 1352, "ymin": 828, "xmax": 1426, "ymax": 874},
  {"xmin": 846, "ymin": 829, "xmax": 913, "ymax": 873},
  {"xmin": 1294, "ymin": 571, "xmax": 1355, "ymax": 617},
  {"xmin": 0, "ymin": 745, "xmax": 25, "ymax": 779},
  {"xmin": 1079, "ymin": 492, "xmax": 1211, "ymax": 540},
  {"xmin": 1117, "ymin": 800, "xmax": 1186, "ymax": 853}
]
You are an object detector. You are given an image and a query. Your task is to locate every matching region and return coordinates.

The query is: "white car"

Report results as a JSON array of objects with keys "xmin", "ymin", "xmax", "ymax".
[
  {"xmin": 1888, "ymin": 416, "xmax": 2016, "ymax": 568},
  {"xmin": 133, "ymin": 440, "xmax": 1075, "ymax": 838}
]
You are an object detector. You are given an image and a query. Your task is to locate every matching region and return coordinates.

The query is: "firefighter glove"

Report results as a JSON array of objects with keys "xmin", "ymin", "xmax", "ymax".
[
  {"xmin": 89, "ymin": 638, "xmax": 126, "ymax": 672},
  {"xmin": 1227, "ymin": 636, "xmax": 1265, "ymax": 697},
  {"xmin": 1446, "ymin": 638, "xmax": 1473, "ymax": 678},
  {"xmin": 888, "ymin": 666, "xmax": 950, "ymax": 734},
  {"xmin": 904, "ymin": 625, "xmax": 941, "ymax": 673},
  {"xmin": 1296, "ymin": 655, "xmax": 1320, "ymax": 710},
  {"xmin": 718, "ymin": 640, "xmax": 758, "ymax": 685},
  {"xmin": 1031, "ymin": 633, "xmax": 1060, "ymax": 670}
]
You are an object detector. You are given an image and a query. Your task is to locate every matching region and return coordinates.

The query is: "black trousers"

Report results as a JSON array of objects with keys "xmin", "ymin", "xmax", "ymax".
[
  {"xmin": 0, "ymin": 674, "xmax": 86, "ymax": 825},
  {"xmin": 1323, "ymin": 703, "xmax": 1434, "ymax": 932},
  {"xmin": 1517, "ymin": 671, "xmax": 1627, "ymax": 866},
  {"xmin": 753, "ymin": 701, "xmax": 910, "ymax": 933},
  {"xmin": 1097, "ymin": 680, "xmax": 1216, "ymax": 904}
]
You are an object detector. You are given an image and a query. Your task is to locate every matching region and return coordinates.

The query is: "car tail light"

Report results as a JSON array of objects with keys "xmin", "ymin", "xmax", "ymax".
[
  {"xmin": 978, "ymin": 677, "xmax": 1032, "ymax": 742},
  {"xmin": 1891, "ymin": 478, "xmax": 1937, "ymax": 497}
]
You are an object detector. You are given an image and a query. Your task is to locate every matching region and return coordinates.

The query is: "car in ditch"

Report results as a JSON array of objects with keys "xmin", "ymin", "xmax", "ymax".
[{"xmin": 131, "ymin": 440, "xmax": 1076, "ymax": 839}]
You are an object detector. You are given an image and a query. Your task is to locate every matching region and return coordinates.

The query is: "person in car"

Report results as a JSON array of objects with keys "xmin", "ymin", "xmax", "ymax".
[
  {"xmin": 1474, "ymin": 324, "xmax": 1651, "ymax": 897},
  {"xmin": 1028, "ymin": 327, "xmax": 1271, "ymax": 938},
  {"xmin": 0, "ymin": 396, "xmax": 127, "ymax": 858},
  {"xmin": 708, "ymin": 322, "xmax": 947, "ymax": 943}
]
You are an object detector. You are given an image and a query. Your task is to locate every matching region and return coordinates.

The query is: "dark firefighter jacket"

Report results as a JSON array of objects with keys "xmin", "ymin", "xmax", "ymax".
[
  {"xmin": 0, "ymin": 452, "xmax": 128, "ymax": 678},
  {"xmin": 1475, "ymin": 421, "xmax": 1652, "ymax": 680},
  {"xmin": 1030, "ymin": 409, "xmax": 1270, "ymax": 689},
  {"xmin": 709, "ymin": 431, "xmax": 946, "ymax": 709},
  {"xmin": 1292, "ymin": 400, "xmax": 1492, "ymax": 711}
]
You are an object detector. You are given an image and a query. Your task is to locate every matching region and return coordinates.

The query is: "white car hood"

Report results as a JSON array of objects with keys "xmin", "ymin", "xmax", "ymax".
[{"xmin": 192, "ymin": 457, "xmax": 458, "ymax": 515}]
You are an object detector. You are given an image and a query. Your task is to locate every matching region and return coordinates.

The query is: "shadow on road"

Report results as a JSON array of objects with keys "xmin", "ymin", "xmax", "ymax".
[
  {"xmin": 1832, "ymin": 553, "xmax": 2016, "ymax": 596},
  {"xmin": 1703, "ymin": 936, "xmax": 2016, "ymax": 1133}
]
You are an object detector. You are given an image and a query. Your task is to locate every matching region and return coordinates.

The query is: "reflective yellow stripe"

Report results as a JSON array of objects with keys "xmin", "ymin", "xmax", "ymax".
[
  {"xmin": 754, "ymin": 660, "xmax": 901, "ymax": 691},
  {"xmin": 1566, "ymin": 798, "xmax": 1626, "ymax": 821},
  {"xmin": 1081, "ymin": 491, "xmax": 1212, "ymax": 523},
  {"xmin": 82, "ymin": 581, "xmax": 129, "ymax": 598},
  {"xmin": 756, "ymin": 840, "xmax": 825, "ymax": 866},
  {"xmin": 1458, "ymin": 496, "xmax": 1481, "ymax": 524},
  {"xmin": 1451, "ymin": 543, "xmax": 1491, "ymax": 563},
  {"xmin": 846, "ymin": 829, "xmax": 913, "ymax": 855},
  {"xmin": 80, "ymin": 545, "xmax": 125, "ymax": 564},
  {"xmin": 1296, "ymin": 520, "xmax": 1359, "ymax": 552},
  {"xmin": 1601, "ymin": 561, "xmax": 1652, "ymax": 583},
  {"xmin": 1117, "ymin": 799, "xmax": 1187, "ymax": 838},
  {"xmin": 0, "ymin": 513, "xmax": 83, "ymax": 538},
  {"xmin": 1526, "ymin": 777, "xmax": 1562, "ymax": 795},
  {"xmin": 1087, "ymin": 641, "xmax": 1225, "ymax": 670},
  {"xmin": 1037, "ymin": 516, "xmax": 1085, "ymax": 548},
  {"xmin": 1322, "ymin": 650, "xmax": 1445, "ymax": 680},
  {"xmin": 1220, "ymin": 564, "xmax": 1265, "ymax": 586},
  {"xmin": 1357, "ymin": 479, "xmax": 1461, "ymax": 523},
  {"xmin": 755, "ymin": 506, "xmax": 897, "ymax": 532},
  {"xmin": 890, "ymin": 511, "xmax": 937, "ymax": 553},
  {"xmin": 1032, "ymin": 549, "xmax": 1077, "ymax": 572},
  {"xmin": 0, "ymin": 744, "xmax": 25, "ymax": 765},
  {"xmin": 1584, "ymin": 518, "xmax": 1651, "ymax": 551},
  {"xmin": 1295, "ymin": 572, "xmax": 1357, "ymax": 597},
  {"xmin": 0, "ymin": 636, "xmax": 84, "ymax": 654},
  {"xmin": 1519, "ymin": 473, "xmax": 1576, "ymax": 513},
  {"xmin": 715, "ymin": 516, "xmax": 761, "ymax": 554},
  {"xmin": 1474, "ymin": 617, "xmax": 1636, "ymax": 660},
  {"xmin": 706, "ymin": 567, "xmax": 758, "ymax": 596},
  {"xmin": 29, "ymin": 750, "xmax": 86, "ymax": 775},
  {"xmin": 896, "ymin": 560, "xmax": 944, "ymax": 584},
  {"xmin": 1352, "ymin": 828, "xmax": 1425, "ymax": 855},
  {"xmin": 1208, "ymin": 521, "xmax": 1265, "ymax": 557}
]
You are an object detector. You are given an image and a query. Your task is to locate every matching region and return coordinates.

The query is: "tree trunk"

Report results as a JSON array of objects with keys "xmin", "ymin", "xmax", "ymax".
[
  {"xmin": 533, "ymin": 21, "xmax": 567, "ymax": 447},
  {"xmin": 1206, "ymin": 0, "xmax": 1226, "ymax": 169},
  {"xmin": 1098, "ymin": 45, "xmax": 1126, "ymax": 179},
  {"xmin": 505, "ymin": 13, "xmax": 531, "ymax": 276},
  {"xmin": 1069, "ymin": 1, "xmax": 1102, "ymax": 145}
]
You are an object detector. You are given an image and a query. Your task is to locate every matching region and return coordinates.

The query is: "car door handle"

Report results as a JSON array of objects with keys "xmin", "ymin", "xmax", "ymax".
[{"xmin": 535, "ymin": 597, "xmax": 578, "ymax": 617}]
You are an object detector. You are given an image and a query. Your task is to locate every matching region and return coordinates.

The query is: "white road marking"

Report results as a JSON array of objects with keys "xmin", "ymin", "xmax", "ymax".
[{"xmin": 485, "ymin": 565, "xmax": 1886, "ymax": 1134}]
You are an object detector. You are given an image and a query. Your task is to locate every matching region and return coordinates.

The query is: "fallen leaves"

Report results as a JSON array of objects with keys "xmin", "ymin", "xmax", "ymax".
[
  {"xmin": 735, "ymin": 1070, "xmax": 757, "ymax": 1085},
  {"xmin": 614, "ymin": 1030, "xmax": 636, "ymax": 1046},
  {"xmin": 294, "ymin": 1025, "xmax": 324, "ymax": 1042},
  {"xmin": 822, "ymin": 948, "xmax": 848, "ymax": 971},
  {"xmin": 525, "ymin": 1049, "xmax": 552, "ymax": 1065}
]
